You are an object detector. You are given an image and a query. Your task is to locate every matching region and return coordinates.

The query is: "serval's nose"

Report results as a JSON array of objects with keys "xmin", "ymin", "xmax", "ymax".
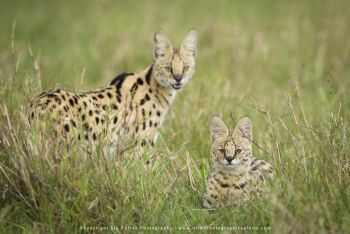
[{"xmin": 173, "ymin": 74, "xmax": 182, "ymax": 82}]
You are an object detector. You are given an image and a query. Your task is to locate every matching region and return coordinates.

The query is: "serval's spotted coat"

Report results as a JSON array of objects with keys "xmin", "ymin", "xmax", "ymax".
[{"xmin": 29, "ymin": 30, "xmax": 197, "ymax": 147}]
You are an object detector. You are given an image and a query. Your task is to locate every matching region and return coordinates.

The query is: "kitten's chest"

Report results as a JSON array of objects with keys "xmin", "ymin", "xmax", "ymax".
[{"xmin": 212, "ymin": 171, "xmax": 255, "ymax": 201}]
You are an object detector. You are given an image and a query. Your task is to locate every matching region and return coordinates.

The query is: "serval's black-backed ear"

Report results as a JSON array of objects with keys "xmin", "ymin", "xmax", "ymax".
[
  {"xmin": 180, "ymin": 29, "xmax": 197, "ymax": 57},
  {"xmin": 153, "ymin": 30, "xmax": 172, "ymax": 60},
  {"xmin": 233, "ymin": 117, "xmax": 253, "ymax": 141},
  {"xmin": 211, "ymin": 116, "xmax": 229, "ymax": 143}
]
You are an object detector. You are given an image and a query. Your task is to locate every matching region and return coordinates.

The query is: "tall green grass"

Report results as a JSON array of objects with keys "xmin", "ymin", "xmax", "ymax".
[{"xmin": 0, "ymin": 0, "xmax": 349, "ymax": 233}]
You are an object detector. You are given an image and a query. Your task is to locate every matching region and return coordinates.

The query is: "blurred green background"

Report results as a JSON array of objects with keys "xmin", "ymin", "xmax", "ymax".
[{"xmin": 1, "ymin": 0, "xmax": 349, "ymax": 148}]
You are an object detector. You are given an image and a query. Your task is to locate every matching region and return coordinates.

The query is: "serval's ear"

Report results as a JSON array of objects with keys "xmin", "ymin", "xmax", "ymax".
[
  {"xmin": 211, "ymin": 116, "xmax": 228, "ymax": 143},
  {"xmin": 233, "ymin": 117, "xmax": 253, "ymax": 142},
  {"xmin": 180, "ymin": 29, "xmax": 197, "ymax": 57},
  {"xmin": 153, "ymin": 30, "xmax": 172, "ymax": 60}
]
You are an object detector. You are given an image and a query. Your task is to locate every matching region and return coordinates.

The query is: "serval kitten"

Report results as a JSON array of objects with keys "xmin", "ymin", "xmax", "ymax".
[
  {"xmin": 29, "ymin": 30, "xmax": 197, "ymax": 147},
  {"xmin": 203, "ymin": 117, "xmax": 273, "ymax": 209}
]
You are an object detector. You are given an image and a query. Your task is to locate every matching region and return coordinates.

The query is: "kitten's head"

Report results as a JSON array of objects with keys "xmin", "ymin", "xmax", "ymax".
[
  {"xmin": 153, "ymin": 29, "xmax": 197, "ymax": 90},
  {"xmin": 210, "ymin": 116, "xmax": 253, "ymax": 171}
]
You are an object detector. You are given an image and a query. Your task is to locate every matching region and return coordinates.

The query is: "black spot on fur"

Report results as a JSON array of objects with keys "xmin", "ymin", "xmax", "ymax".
[
  {"xmin": 73, "ymin": 96, "xmax": 78, "ymax": 104},
  {"xmin": 69, "ymin": 99, "xmax": 74, "ymax": 106},
  {"xmin": 89, "ymin": 110, "xmax": 93, "ymax": 116},
  {"xmin": 137, "ymin": 78, "xmax": 144, "ymax": 85},
  {"xmin": 234, "ymin": 182, "xmax": 247, "ymax": 189},
  {"xmin": 140, "ymin": 94, "xmax": 151, "ymax": 105},
  {"xmin": 83, "ymin": 123, "xmax": 90, "ymax": 130},
  {"xmin": 145, "ymin": 65, "xmax": 153, "ymax": 85},
  {"xmin": 98, "ymin": 94, "xmax": 104, "ymax": 99},
  {"xmin": 70, "ymin": 120, "xmax": 77, "ymax": 128},
  {"xmin": 251, "ymin": 158, "xmax": 258, "ymax": 166},
  {"xmin": 93, "ymin": 133, "xmax": 97, "ymax": 140},
  {"xmin": 142, "ymin": 122, "xmax": 146, "ymax": 130},
  {"xmin": 64, "ymin": 124, "xmax": 70, "ymax": 132},
  {"xmin": 214, "ymin": 176, "xmax": 229, "ymax": 188},
  {"xmin": 130, "ymin": 83, "xmax": 138, "ymax": 93},
  {"xmin": 155, "ymin": 95, "xmax": 162, "ymax": 106},
  {"xmin": 95, "ymin": 117, "xmax": 100, "ymax": 124},
  {"xmin": 252, "ymin": 166, "xmax": 259, "ymax": 171},
  {"xmin": 259, "ymin": 175, "xmax": 265, "ymax": 181},
  {"xmin": 54, "ymin": 97, "xmax": 61, "ymax": 105},
  {"xmin": 82, "ymin": 114, "xmax": 86, "ymax": 121},
  {"xmin": 116, "ymin": 89, "xmax": 121, "ymax": 98},
  {"xmin": 117, "ymin": 95, "xmax": 121, "ymax": 103},
  {"xmin": 252, "ymin": 161, "xmax": 264, "ymax": 171},
  {"xmin": 107, "ymin": 92, "xmax": 112, "ymax": 98},
  {"xmin": 205, "ymin": 198, "xmax": 212, "ymax": 205},
  {"xmin": 110, "ymin": 72, "xmax": 134, "ymax": 88},
  {"xmin": 113, "ymin": 116, "xmax": 118, "ymax": 124},
  {"xmin": 156, "ymin": 111, "xmax": 161, "ymax": 116},
  {"xmin": 47, "ymin": 93, "xmax": 58, "ymax": 99},
  {"xmin": 159, "ymin": 93, "xmax": 169, "ymax": 105}
]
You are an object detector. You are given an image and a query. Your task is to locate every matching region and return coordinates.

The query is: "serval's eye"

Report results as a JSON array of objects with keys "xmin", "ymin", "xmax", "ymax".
[
  {"xmin": 183, "ymin": 65, "xmax": 190, "ymax": 71},
  {"xmin": 219, "ymin": 149, "xmax": 226, "ymax": 154},
  {"xmin": 164, "ymin": 66, "xmax": 172, "ymax": 72},
  {"xmin": 235, "ymin": 149, "xmax": 242, "ymax": 155}
]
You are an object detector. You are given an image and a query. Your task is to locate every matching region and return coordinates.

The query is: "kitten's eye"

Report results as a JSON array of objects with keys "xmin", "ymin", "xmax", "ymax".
[
  {"xmin": 219, "ymin": 149, "xmax": 226, "ymax": 154},
  {"xmin": 164, "ymin": 66, "xmax": 172, "ymax": 72},
  {"xmin": 183, "ymin": 65, "xmax": 190, "ymax": 71},
  {"xmin": 235, "ymin": 149, "xmax": 242, "ymax": 155}
]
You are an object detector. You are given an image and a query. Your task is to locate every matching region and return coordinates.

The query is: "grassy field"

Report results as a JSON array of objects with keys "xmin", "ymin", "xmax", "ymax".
[{"xmin": 1, "ymin": 0, "xmax": 350, "ymax": 233}]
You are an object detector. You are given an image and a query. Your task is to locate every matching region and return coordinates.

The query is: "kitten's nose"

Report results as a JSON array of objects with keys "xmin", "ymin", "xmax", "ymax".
[
  {"xmin": 173, "ymin": 74, "xmax": 182, "ymax": 82},
  {"xmin": 225, "ymin": 156, "xmax": 234, "ymax": 163}
]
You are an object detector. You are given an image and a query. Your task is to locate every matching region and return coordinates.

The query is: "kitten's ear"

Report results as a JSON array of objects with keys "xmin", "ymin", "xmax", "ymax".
[
  {"xmin": 180, "ymin": 29, "xmax": 197, "ymax": 57},
  {"xmin": 233, "ymin": 117, "xmax": 253, "ymax": 141},
  {"xmin": 153, "ymin": 30, "xmax": 172, "ymax": 60},
  {"xmin": 211, "ymin": 117, "xmax": 229, "ymax": 142}
]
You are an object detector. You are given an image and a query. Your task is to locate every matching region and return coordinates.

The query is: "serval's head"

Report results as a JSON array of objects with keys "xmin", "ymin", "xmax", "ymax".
[
  {"xmin": 153, "ymin": 29, "xmax": 197, "ymax": 90},
  {"xmin": 211, "ymin": 117, "xmax": 253, "ymax": 171}
]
